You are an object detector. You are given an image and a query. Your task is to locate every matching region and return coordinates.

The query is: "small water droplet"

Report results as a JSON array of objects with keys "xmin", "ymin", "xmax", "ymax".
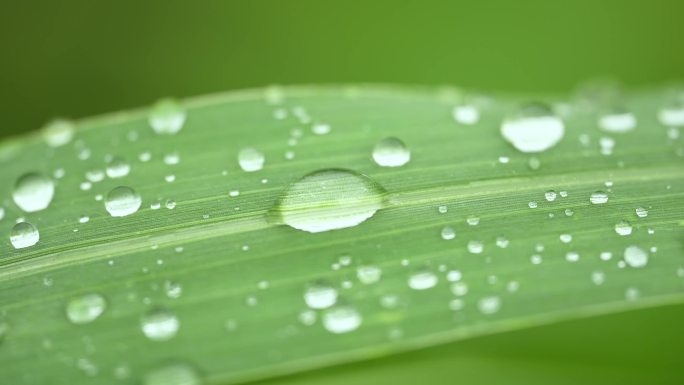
[
  {"xmin": 143, "ymin": 364, "xmax": 200, "ymax": 385},
  {"xmin": 467, "ymin": 240, "xmax": 484, "ymax": 254},
  {"xmin": 106, "ymin": 157, "xmax": 131, "ymax": 179},
  {"xmin": 466, "ymin": 215, "xmax": 480, "ymax": 226},
  {"xmin": 270, "ymin": 169, "xmax": 386, "ymax": 233},
  {"xmin": 85, "ymin": 169, "xmax": 105, "ymax": 183},
  {"xmin": 478, "ymin": 296, "xmax": 501, "ymax": 315},
  {"xmin": 66, "ymin": 294, "xmax": 106, "ymax": 324},
  {"xmin": 527, "ymin": 156, "xmax": 541, "ymax": 170},
  {"xmin": 598, "ymin": 110, "xmax": 637, "ymax": 133},
  {"xmin": 635, "ymin": 207, "xmax": 648, "ymax": 218},
  {"xmin": 614, "ymin": 220, "xmax": 633, "ymax": 236},
  {"xmin": 312, "ymin": 123, "xmax": 331, "ymax": 135},
  {"xmin": 139, "ymin": 151, "xmax": 152, "ymax": 162},
  {"xmin": 565, "ymin": 251, "xmax": 580, "ymax": 262},
  {"xmin": 372, "ymin": 137, "xmax": 410, "ymax": 167},
  {"xmin": 591, "ymin": 270, "xmax": 605, "ymax": 285},
  {"xmin": 165, "ymin": 200, "xmax": 176, "ymax": 210},
  {"xmin": 322, "ymin": 306, "xmax": 362, "ymax": 334},
  {"xmin": 590, "ymin": 191, "xmax": 609, "ymax": 204},
  {"xmin": 564, "ymin": 208, "xmax": 574, "ymax": 217},
  {"xmin": 446, "ymin": 270, "xmax": 462, "ymax": 282},
  {"xmin": 357, "ymin": 265, "xmax": 382, "ymax": 284},
  {"xmin": 79, "ymin": 215, "xmax": 90, "ymax": 224},
  {"xmin": 500, "ymin": 103, "xmax": 565, "ymax": 153},
  {"xmin": 408, "ymin": 269, "xmax": 438, "ymax": 290},
  {"xmin": 438, "ymin": 205, "xmax": 448, "ymax": 214},
  {"xmin": 141, "ymin": 309, "xmax": 179, "ymax": 341},
  {"xmin": 303, "ymin": 282, "xmax": 338, "ymax": 309},
  {"xmin": 440, "ymin": 226, "xmax": 455, "ymax": 240},
  {"xmin": 545, "ymin": 190, "xmax": 557, "ymax": 202},
  {"xmin": 42, "ymin": 119, "xmax": 75, "ymax": 147},
  {"xmin": 163, "ymin": 152, "xmax": 180, "ymax": 165},
  {"xmin": 657, "ymin": 92, "xmax": 684, "ymax": 127},
  {"xmin": 625, "ymin": 287, "xmax": 641, "ymax": 301},
  {"xmin": 10, "ymin": 222, "xmax": 39, "ymax": 249},
  {"xmin": 452, "ymin": 104, "xmax": 480, "ymax": 125},
  {"xmin": 600, "ymin": 251, "xmax": 613, "ymax": 261},
  {"xmin": 496, "ymin": 236, "xmax": 509, "ymax": 248},
  {"xmin": 624, "ymin": 245, "xmax": 648, "ymax": 268},
  {"xmin": 164, "ymin": 281, "xmax": 182, "ymax": 299},
  {"xmin": 148, "ymin": 99, "xmax": 186, "ymax": 135},
  {"xmin": 560, "ymin": 233, "xmax": 572, "ymax": 243},
  {"xmin": 599, "ymin": 137, "xmax": 615, "ymax": 155},
  {"xmin": 528, "ymin": 201, "xmax": 538, "ymax": 209},
  {"xmin": 238, "ymin": 147, "xmax": 265, "ymax": 172},
  {"xmin": 13, "ymin": 173, "xmax": 54, "ymax": 212},
  {"xmin": 531, "ymin": 254, "xmax": 543, "ymax": 264},
  {"xmin": 105, "ymin": 186, "xmax": 141, "ymax": 217}
]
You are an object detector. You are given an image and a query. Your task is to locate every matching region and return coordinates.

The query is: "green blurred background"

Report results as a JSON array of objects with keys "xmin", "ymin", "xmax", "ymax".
[
  {"xmin": 1, "ymin": 0, "xmax": 683, "ymax": 138},
  {"xmin": 2, "ymin": 1, "xmax": 683, "ymax": 383}
]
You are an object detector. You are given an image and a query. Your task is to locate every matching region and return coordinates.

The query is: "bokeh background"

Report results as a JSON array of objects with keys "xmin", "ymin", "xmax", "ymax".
[{"xmin": 1, "ymin": 0, "xmax": 683, "ymax": 139}]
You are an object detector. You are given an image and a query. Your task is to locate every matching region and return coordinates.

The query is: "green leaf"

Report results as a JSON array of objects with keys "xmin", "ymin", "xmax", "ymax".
[{"xmin": 0, "ymin": 85, "xmax": 683, "ymax": 384}]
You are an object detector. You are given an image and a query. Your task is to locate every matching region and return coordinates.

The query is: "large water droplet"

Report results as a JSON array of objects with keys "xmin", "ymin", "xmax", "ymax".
[
  {"xmin": 105, "ymin": 186, "xmax": 141, "ymax": 217},
  {"xmin": 322, "ymin": 306, "xmax": 362, "ymax": 334},
  {"xmin": 270, "ymin": 169, "xmax": 386, "ymax": 233},
  {"xmin": 303, "ymin": 282, "xmax": 338, "ymax": 309},
  {"xmin": 10, "ymin": 222, "xmax": 39, "ymax": 249},
  {"xmin": 141, "ymin": 309, "xmax": 179, "ymax": 341},
  {"xmin": 42, "ymin": 119, "xmax": 75, "ymax": 147},
  {"xmin": 13, "ymin": 173, "xmax": 54, "ymax": 212},
  {"xmin": 372, "ymin": 137, "xmax": 410, "ymax": 167},
  {"xmin": 143, "ymin": 364, "xmax": 201, "ymax": 385},
  {"xmin": 500, "ymin": 103, "xmax": 565, "ymax": 153},
  {"xmin": 624, "ymin": 245, "xmax": 648, "ymax": 268},
  {"xmin": 66, "ymin": 294, "xmax": 106, "ymax": 324},
  {"xmin": 148, "ymin": 99, "xmax": 186, "ymax": 135},
  {"xmin": 238, "ymin": 147, "xmax": 265, "ymax": 172}
]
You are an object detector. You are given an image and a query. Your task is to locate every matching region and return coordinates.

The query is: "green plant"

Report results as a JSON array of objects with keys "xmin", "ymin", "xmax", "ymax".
[{"xmin": 0, "ymin": 85, "xmax": 682, "ymax": 384}]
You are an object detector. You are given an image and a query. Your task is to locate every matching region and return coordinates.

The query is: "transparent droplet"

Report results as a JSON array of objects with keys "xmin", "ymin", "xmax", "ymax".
[
  {"xmin": 500, "ymin": 103, "xmax": 565, "ymax": 153},
  {"xmin": 466, "ymin": 215, "xmax": 480, "ymax": 226},
  {"xmin": 163, "ymin": 152, "xmax": 180, "ymax": 165},
  {"xmin": 106, "ymin": 157, "xmax": 130, "ymax": 179},
  {"xmin": 79, "ymin": 215, "xmax": 90, "ymax": 224},
  {"xmin": 408, "ymin": 270, "xmax": 438, "ymax": 290},
  {"xmin": 238, "ymin": 147, "xmax": 265, "ymax": 172},
  {"xmin": 598, "ymin": 110, "xmax": 636, "ymax": 133},
  {"xmin": 10, "ymin": 222, "xmax": 39, "ymax": 249},
  {"xmin": 104, "ymin": 186, "xmax": 141, "ymax": 217},
  {"xmin": 85, "ymin": 169, "xmax": 105, "ymax": 183},
  {"xmin": 614, "ymin": 220, "xmax": 633, "ymax": 236},
  {"xmin": 148, "ymin": 99, "xmax": 186, "ymax": 135},
  {"xmin": 164, "ymin": 281, "xmax": 182, "ymax": 299},
  {"xmin": 141, "ymin": 309, "xmax": 179, "ymax": 341},
  {"xmin": 66, "ymin": 294, "xmax": 106, "ymax": 324},
  {"xmin": 438, "ymin": 205, "xmax": 448, "ymax": 214},
  {"xmin": 270, "ymin": 169, "xmax": 386, "ymax": 233},
  {"xmin": 357, "ymin": 265, "xmax": 382, "ymax": 284},
  {"xmin": 657, "ymin": 92, "xmax": 684, "ymax": 127},
  {"xmin": 559, "ymin": 233, "xmax": 572, "ymax": 243},
  {"xmin": 590, "ymin": 191, "xmax": 609, "ymax": 204},
  {"xmin": 599, "ymin": 137, "xmax": 615, "ymax": 155},
  {"xmin": 0, "ymin": 207, "xmax": 4, "ymax": 221},
  {"xmin": 440, "ymin": 226, "xmax": 455, "ymax": 240},
  {"xmin": 496, "ymin": 236, "xmax": 509, "ymax": 248},
  {"xmin": 303, "ymin": 282, "xmax": 338, "ymax": 309},
  {"xmin": 600, "ymin": 251, "xmax": 613, "ymax": 261},
  {"xmin": 446, "ymin": 270, "xmax": 462, "ymax": 282},
  {"xmin": 564, "ymin": 208, "xmax": 574, "ymax": 217},
  {"xmin": 298, "ymin": 309, "xmax": 317, "ymax": 326},
  {"xmin": 452, "ymin": 104, "xmax": 480, "ymax": 125},
  {"xmin": 635, "ymin": 207, "xmax": 648, "ymax": 218},
  {"xmin": 591, "ymin": 271, "xmax": 605, "ymax": 285},
  {"xmin": 565, "ymin": 251, "xmax": 580, "ymax": 262},
  {"xmin": 143, "ymin": 364, "xmax": 200, "ymax": 385},
  {"xmin": 467, "ymin": 240, "xmax": 483, "ymax": 254},
  {"xmin": 528, "ymin": 201, "xmax": 538, "ymax": 209},
  {"xmin": 312, "ymin": 123, "xmax": 331, "ymax": 135},
  {"xmin": 544, "ymin": 190, "xmax": 557, "ymax": 202},
  {"xmin": 13, "ymin": 173, "xmax": 54, "ymax": 212},
  {"xmin": 42, "ymin": 119, "xmax": 75, "ymax": 147},
  {"xmin": 624, "ymin": 245, "xmax": 648, "ymax": 268},
  {"xmin": 165, "ymin": 200, "xmax": 176, "ymax": 210},
  {"xmin": 478, "ymin": 296, "xmax": 501, "ymax": 315},
  {"xmin": 527, "ymin": 156, "xmax": 541, "ymax": 170},
  {"xmin": 372, "ymin": 137, "xmax": 410, "ymax": 167},
  {"xmin": 625, "ymin": 287, "xmax": 640, "ymax": 301},
  {"xmin": 322, "ymin": 306, "xmax": 362, "ymax": 334}
]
